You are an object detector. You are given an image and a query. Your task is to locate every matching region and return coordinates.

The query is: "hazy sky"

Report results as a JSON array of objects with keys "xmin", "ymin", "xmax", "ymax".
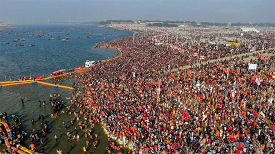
[{"xmin": 0, "ymin": 0, "xmax": 274, "ymax": 24}]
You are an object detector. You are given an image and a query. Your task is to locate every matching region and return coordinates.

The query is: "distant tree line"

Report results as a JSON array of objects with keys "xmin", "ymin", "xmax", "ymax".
[
  {"xmin": 199, "ymin": 22, "xmax": 275, "ymax": 27},
  {"xmin": 147, "ymin": 23, "xmax": 178, "ymax": 27},
  {"xmin": 230, "ymin": 22, "xmax": 275, "ymax": 27},
  {"xmin": 99, "ymin": 20, "xmax": 134, "ymax": 25},
  {"xmin": 97, "ymin": 20, "xmax": 275, "ymax": 27}
]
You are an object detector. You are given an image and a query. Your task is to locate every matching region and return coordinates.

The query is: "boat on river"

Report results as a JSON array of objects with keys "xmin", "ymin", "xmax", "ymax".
[
  {"xmin": 50, "ymin": 69, "xmax": 66, "ymax": 78},
  {"xmin": 85, "ymin": 60, "xmax": 96, "ymax": 68},
  {"xmin": 16, "ymin": 44, "xmax": 24, "ymax": 47}
]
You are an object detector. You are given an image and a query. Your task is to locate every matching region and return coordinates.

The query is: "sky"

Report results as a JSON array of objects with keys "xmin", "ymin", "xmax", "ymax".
[{"xmin": 0, "ymin": 0, "xmax": 274, "ymax": 24}]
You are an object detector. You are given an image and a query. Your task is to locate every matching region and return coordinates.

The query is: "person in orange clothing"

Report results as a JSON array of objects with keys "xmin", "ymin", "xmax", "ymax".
[{"xmin": 30, "ymin": 142, "xmax": 35, "ymax": 151}]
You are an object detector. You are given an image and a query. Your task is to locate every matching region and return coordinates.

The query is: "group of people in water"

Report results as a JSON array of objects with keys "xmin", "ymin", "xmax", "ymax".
[
  {"xmin": 2, "ymin": 91, "xmax": 115, "ymax": 153},
  {"xmin": 62, "ymin": 92, "xmax": 108, "ymax": 152},
  {"xmin": 0, "ymin": 93, "xmax": 69, "ymax": 154},
  {"xmin": 0, "ymin": 112, "xmax": 49, "ymax": 153}
]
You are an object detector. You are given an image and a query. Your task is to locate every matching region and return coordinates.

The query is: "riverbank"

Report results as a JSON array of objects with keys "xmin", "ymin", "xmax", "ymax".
[{"xmin": 93, "ymin": 43, "xmax": 136, "ymax": 151}]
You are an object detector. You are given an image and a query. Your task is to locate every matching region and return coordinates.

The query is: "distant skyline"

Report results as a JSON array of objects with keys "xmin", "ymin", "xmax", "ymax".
[{"xmin": 0, "ymin": 0, "xmax": 274, "ymax": 24}]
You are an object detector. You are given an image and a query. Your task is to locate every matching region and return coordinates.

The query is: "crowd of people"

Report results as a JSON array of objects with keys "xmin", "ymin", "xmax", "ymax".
[
  {"xmin": 49, "ymin": 94, "xmax": 66, "ymax": 118},
  {"xmin": 70, "ymin": 27, "xmax": 275, "ymax": 153},
  {"xmin": 62, "ymin": 90, "xmax": 116, "ymax": 153},
  {"xmin": 1, "ymin": 25, "xmax": 274, "ymax": 154}
]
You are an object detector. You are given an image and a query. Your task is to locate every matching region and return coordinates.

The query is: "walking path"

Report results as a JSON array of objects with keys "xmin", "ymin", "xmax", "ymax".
[
  {"xmin": 169, "ymin": 49, "xmax": 274, "ymax": 73},
  {"xmin": 36, "ymin": 81, "xmax": 75, "ymax": 90}
]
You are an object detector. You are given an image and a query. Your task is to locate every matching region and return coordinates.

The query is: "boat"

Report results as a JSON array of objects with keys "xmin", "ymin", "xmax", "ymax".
[
  {"xmin": 13, "ymin": 39, "xmax": 20, "ymax": 42},
  {"xmin": 29, "ymin": 44, "xmax": 36, "ymax": 47},
  {"xmin": 16, "ymin": 44, "xmax": 24, "ymax": 47},
  {"xmin": 35, "ymin": 76, "xmax": 43, "ymax": 80},
  {"xmin": 20, "ymin": 38, "xmax": 25, "ymax": 41},
  {"xmin": 61, "ymin": 39, "xmax": 66, "ymax": 42},
  {"xmin": 50, "ymin": 69, "xmax": 66, "ymax": 78},
  {"xmin": 4, "ymin": 42, "xmax": 9, "ymax": 45},
  {"xmin": 38, "ymin": 34, "xmax": 43, "ymax": 38},
  {"xmin": 85, "ymin": 60, "xmax": 96, "ymax": 68}
]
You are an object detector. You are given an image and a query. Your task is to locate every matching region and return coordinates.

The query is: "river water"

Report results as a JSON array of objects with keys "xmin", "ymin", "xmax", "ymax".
[{"xmin": 0, "ymin": 24, "xmax": 132, "ymax": 153}]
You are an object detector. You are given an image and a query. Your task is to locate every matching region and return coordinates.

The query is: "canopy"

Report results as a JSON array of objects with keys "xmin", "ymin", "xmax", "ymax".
[{"xmin": 52, "ymin": 69, "xmax": 66, "ymax": 74}]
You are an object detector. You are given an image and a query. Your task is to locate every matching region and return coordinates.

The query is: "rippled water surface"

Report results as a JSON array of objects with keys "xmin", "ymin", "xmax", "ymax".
[{"xmin": 0, "ymin": 24, "xmax": 132, "ymax": 153}]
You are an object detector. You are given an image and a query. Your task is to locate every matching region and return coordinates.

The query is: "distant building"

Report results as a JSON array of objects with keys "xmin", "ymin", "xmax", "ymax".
[{"xmin": 240, "ymin": 27, "xmax": 260, "ymax": 33}]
